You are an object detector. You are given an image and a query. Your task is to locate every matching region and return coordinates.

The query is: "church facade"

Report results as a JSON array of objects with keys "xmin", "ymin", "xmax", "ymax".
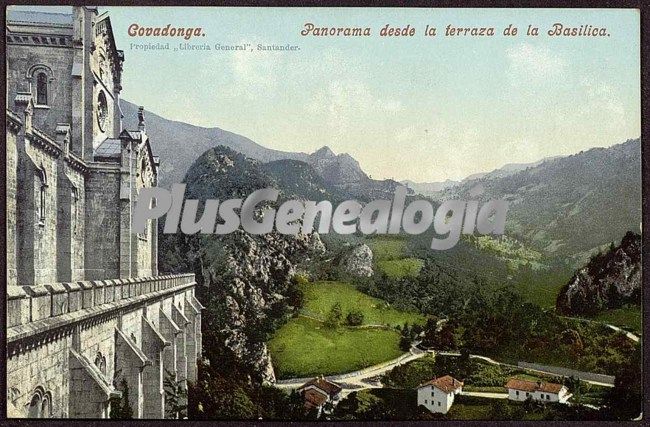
[{"xmin": 6, "ymin": 7, "xmax": 201, "ymax": 418}]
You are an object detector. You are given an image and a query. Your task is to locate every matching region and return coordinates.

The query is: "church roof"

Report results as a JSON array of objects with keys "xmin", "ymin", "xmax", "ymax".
[
  {"xmin": 7, "ymin": 10, "xmax": 73, "ymax": 26},
  {"xmin": 94, "ymin": 138, "xmax": 122, "ymax": 159},
  {"xmin": 119, "ymin": 130, "xmax": 143, "ymax": 141}
]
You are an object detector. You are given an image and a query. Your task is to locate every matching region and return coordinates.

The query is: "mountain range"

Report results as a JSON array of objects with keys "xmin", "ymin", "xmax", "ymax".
[
  {"xmin": 437, "ymin": 139, "xmax": 641, "ymax": 260},
  {"xmin": 122, "ymin": 100, "xmax": 403, "ymax": 199},
  {"xmin": 402, "ymin": 156, "xmax": 563, "ymax": 197},
  {"xmin": 123, "ymin": 99, "xmax": 641, "ymax": 261},
  {"xmin": 121, "ymin": 100, "xmax": 309, "ymax": 187}
]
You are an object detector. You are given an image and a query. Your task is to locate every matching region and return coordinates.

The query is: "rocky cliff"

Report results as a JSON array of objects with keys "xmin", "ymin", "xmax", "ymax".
[
  {"xmin": 556, "ymin": 231, "xmax": 641, "ymax": 315},
  {"xmin": 158, "ymin": 146, "xmax": 327, "ymax": 383},
  {"xmin": 200, "ymin": 230, "xmax": 324, "ymax": 383}
]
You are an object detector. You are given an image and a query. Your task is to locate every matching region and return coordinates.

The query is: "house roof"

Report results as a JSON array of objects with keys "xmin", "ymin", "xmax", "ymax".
[
  {"xmin": 298, "ymin": 377, "xmax": 342, "ymax": 397},
  {"xmin": 505, "ymin": 378, "xmax": 565, "ymax": 394},
  {"xmin": 418, "ymin": 375, "xmax": 464, "ymax": 393},
  {"xmin": 304, "ymin": 389, "xmax": 328, "ymax": 409}
]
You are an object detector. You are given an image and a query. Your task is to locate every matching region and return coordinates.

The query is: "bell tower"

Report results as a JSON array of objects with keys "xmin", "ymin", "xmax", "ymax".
[{"xmin": 71, "ymin": 6, "xmax": 96, "ymax": 161}]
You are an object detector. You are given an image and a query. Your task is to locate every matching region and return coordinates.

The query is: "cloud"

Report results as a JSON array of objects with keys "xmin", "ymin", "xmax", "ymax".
[
  {"xmin": 306, "ymin": 79, "xmax": 402, "ymax": 143},
  {"xmin": 506, "ymin": 42, "xmax": 566, "ymax": 83},
  {"xmin": 220, "ymin": 39, "xmax": 283, "ymax": 99},
  {"xmin": 578, "ymin": 76, "xmax": 626, "ymax": 129}
]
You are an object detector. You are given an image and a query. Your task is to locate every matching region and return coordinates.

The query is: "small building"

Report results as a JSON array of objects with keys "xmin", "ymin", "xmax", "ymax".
[
  {"xmin": 298, "ymin": 376, "xmax": 342, "ymax": 415},
  {"xmin": 505, "ymin": 378, "xmax": 569, "ymax": 403},
  {"xmin": 417, "ymin": 375, "xmax": 464, "ymax": 414}
]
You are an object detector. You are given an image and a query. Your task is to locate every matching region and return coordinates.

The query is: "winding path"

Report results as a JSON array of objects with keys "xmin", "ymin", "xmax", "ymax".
[
  {"xmin": 275, "ymin": 347, "xmax": 616, "ymax": 392},
  {"xmin": 275, "ymin": 343, "xmax": 427, "ymax": 391},
  {"xmin": 558, "ymin": 315, "xmax": 641, "ymax": 343},
  {"xmin": 274, "ymin": 313, "xmax": 639, "ymax": 392}
]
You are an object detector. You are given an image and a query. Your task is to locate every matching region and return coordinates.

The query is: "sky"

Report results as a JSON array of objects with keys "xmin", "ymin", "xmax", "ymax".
[{"xmin": 10, "ymin": 6, "xmax": 641, "ymax": 182}]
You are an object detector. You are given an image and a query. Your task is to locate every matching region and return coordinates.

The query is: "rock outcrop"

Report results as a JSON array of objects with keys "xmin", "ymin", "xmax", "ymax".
[
  {"xmin": 341, "ymin": 244, "xmax": 374, "ymax": 277},
  {"xmin": 556, "ymin": 231, "xmax": 641, "ymax": 315},
  {"xmin": 203, "ymin": 230, "xmax": 325, "ymax": 383}
]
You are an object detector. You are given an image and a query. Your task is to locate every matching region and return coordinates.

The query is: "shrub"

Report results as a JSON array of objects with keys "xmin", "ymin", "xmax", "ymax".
[
  {"xmin": 325, "ymin": 302, "xmax": 343, "ymax": 328},
  {"xmin": 346, "ymin": 309, "xmax": 365, "ymax": 326}
]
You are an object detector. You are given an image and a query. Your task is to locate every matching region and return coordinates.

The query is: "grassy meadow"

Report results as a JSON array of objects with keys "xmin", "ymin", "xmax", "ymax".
[
  {"xmin": 268, "ymin": 316, "xmax": 403, "ymax": 379},
  {"xmin": 300, "ymin": 280, "xmax": 424, "ymax": 327},
  {"xmin": 268, "ymin": 280, "xmax": 425, "ymax": 379}
]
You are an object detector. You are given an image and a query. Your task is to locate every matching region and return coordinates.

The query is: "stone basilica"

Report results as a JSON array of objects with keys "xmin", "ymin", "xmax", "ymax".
[{"xmin": 5, "ymin": 7, "xmax": 201, "ymax": 418}]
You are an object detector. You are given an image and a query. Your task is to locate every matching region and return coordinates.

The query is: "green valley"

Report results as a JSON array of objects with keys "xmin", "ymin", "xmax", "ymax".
[{"xmin": 268, "ymin": 280, "xmax": 425, "ymax": 379}]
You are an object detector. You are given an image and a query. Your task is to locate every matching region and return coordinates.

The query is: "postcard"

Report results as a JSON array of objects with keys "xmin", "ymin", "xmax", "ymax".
[{"xmin": 4, "ymin": 4, "xmax": 643, "ymax": 421}]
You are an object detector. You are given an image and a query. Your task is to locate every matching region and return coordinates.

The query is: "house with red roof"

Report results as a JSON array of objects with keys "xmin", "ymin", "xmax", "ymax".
[
  {"xmin": 416, "ymin": 375, "xmax": 464, "ymax": 414},
  {"xmin": 298, "ymin": 376, "xmax": 343, "ymax": 415},
  {"xmin": 505, "ymin": 378, "xmax": 569, "ymax": 403}
]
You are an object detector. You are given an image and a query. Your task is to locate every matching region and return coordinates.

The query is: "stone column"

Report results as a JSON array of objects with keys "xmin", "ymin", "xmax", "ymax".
[
  {"xmin": 73, "ymin": 7, "xmax": 96, "ymax": 162},
  {"xmin": 140, "ymin": 316, "xmax": 169, "ymax": 418},
  {"xmin": 6, "ymin": 111, "xmax": 22, "ymax": 287},
  {"xmin": 14, "ymin": 93, "xmax": 35, "ymax": 286},
  {"xmin": 158, "ymin": 308, "xmax": 182, "ymax": 382},
  {"xmin": 171, "ymin": 304, "xmax": 189, "ymax": 390},
  {"xmin": 190, "ymin": 295, "xmax": 205, "ymax": 361},
  {"xmin": 55, "ymin": 125, "xmax": 73, "ymax": 282},
  {"xmin": 183, "ymin": 297, "xmax": 201, "ymax": 383},
  {"xmin": 158, "ymin": 308, "xmax": 183, "ymax": 418}
]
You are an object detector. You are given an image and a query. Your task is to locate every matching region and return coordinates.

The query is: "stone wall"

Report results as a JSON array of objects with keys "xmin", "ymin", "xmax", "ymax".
[
  {"xmin": 18, "ymin": 129, "xmax": 60, "ymax": 285},
  {"xmin": 6, "ymin": 43, "xmax": 75, "ymax": 134},
  {"xmin": 56, "ymin": 156, "xmax": 86, "ymax": 282},
  {"xmin": 7, "ymin": 274, "xmax": 202, "ymax": 419},
  {"xmin": 83, "ymin": 164, "xmax": 122, "ymax": 280}
]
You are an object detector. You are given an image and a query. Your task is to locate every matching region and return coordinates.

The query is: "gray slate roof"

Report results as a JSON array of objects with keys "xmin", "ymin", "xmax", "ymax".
[
  {"xmin": 94, "ymin": 138, "xmax": 121, "ymax": 158},
  {"xmin": 7, "ymin": 10, "xmax": 73, "ymax": 26}
]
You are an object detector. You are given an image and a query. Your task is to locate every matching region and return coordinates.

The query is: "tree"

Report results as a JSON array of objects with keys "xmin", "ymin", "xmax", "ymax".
[
  {"xmin": 602, "ymin": 345, "xmax": 642, "ymax": 420},
  {"xmin": 489, "ymin": 400, "xmax": 514, "ymax": 420},
  {"xmin": 345, "ymin": 309, "xmax": 364, "ymax": 326},
  {"xmin": 164, "ymin": 369, "xmax": 188, "ymax": 419},
  {"xmin": 325, "ymin": 302, "xmax": 343, "ymax": 328},
  {"xmin": 110, "ymin": 378, "xmax": 134, "ymax": 419}
]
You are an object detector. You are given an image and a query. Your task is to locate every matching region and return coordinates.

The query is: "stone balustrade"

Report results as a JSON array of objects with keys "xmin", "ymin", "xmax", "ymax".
[
  {"xmin": 6, "ymin": 273, "xmax": 202, "ymax": 418},
  {"xmin": 7, "ymin": 274, "xmax": 196, "ymax": 332}
]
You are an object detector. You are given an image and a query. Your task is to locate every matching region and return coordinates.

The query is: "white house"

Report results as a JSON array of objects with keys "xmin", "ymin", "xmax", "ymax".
[
  {"xmin": 505, "ymin": 378, "xmax": 570, "ymax": 403},
  {"xmin": 417, "ymin": 375, "xmax": 464, "ymax": 414},
  {"xmin": 298, "ymin": 376, "xmax": 342, "ymax": 416}
]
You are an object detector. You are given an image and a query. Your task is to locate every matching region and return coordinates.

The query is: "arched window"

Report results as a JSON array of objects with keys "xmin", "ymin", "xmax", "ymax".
[
  {"xmin": 36, "ymin": 72, "xmax": 48, "ymax": 105},
  {"xmin": 26, "ymin": 387, "xmax": 47, "ymax": 418},
  {"xmin": 71, "ymin": 186, "xmax": 79, "ymax": 236},
  {"xmin": 26, "ymin": 64, "xmax": 53, "ymax": 107},
  {"xmin": 41, "ymin": 393, "xmax": 51, "ymax": 418},
  {"xmin": 36, "ymin": 167, "xmax": 47, "ymax": 224},
  {"xmin": 94, "ymin": 352, "xmax": 107, "ymax": 376},
  {"xmin": 27, "ymin": 392, "xmax": 41, "ymax": 417},
  {"xmin": 98, "ymin": 53, "xmax": 107, "ymax": 81}
]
